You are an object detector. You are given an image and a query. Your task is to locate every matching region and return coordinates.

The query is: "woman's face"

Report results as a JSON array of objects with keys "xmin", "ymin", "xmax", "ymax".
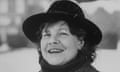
[{"xmin": 40, "ymin": 21, "xmax": 84, "ymax": 65}]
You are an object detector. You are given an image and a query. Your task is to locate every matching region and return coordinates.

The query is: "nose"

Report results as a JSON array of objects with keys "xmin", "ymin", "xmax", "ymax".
[{"xmin": 48, "ymin": 36, "xmax": 60, "ymax": 45}]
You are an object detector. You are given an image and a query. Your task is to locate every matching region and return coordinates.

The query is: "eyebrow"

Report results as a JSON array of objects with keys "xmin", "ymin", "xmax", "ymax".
[
  {"xmin": 59, "ymin": 23, "xmax": 69, "ymax": 31},
  {"xmin": 58, "ymin": 27, "xmax": 68, "ymax": 32},
  {"xmin": 42, "ymin": 21, "xmax": 69, "ymax": 33}
]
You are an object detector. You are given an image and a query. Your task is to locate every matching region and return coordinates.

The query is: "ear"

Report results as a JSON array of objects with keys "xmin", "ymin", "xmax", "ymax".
[{"xmin": 77, "ymin": 37, "xmax": 85, "ymax": 50}]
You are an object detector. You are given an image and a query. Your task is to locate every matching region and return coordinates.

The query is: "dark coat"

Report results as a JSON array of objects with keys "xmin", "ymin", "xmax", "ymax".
[{"xmin": 39, "ymin": 63, "xmax": 99, "ymax": 72}]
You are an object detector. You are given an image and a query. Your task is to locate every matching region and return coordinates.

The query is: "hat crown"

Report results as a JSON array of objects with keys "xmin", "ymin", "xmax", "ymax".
[{"xmin": 47, "ymin": 0, "xmax": 85, "ymax": 18}]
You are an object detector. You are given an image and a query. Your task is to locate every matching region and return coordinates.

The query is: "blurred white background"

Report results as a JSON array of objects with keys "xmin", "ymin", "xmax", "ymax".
[{"xmin": 0, "ymin": 0, "xmax": 120, "ymax": 72}]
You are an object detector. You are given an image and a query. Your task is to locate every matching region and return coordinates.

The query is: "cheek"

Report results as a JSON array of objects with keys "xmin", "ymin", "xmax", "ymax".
[
  {"xmin": 61, "ymin": 38, "xmax": 79, "ymax": 50},
  {"xmin": 61, "ymin": 39, "xmax": 79, "ymax": 62},
  {"xmin": 62, "ymin": 38, "xmax": 80, "ymax": 57},
  {"xmin": 40, "ymin": 39, "xmax": 48, "ymax": 52}
]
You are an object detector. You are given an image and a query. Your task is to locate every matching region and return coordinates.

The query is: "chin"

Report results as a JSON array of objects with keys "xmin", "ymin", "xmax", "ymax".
[
  {"xmin": 49, "ymin": 62, "xmax": 62, "ymax": 65},
  {"xmin": 46, "ymin": 57, "xmax": 65, "ymax": 65}
]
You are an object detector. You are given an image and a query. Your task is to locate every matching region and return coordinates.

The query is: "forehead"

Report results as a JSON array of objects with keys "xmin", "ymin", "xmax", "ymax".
[{"xmin": 42, "ymin": 21, "xmax": 70, "ymax": 32}]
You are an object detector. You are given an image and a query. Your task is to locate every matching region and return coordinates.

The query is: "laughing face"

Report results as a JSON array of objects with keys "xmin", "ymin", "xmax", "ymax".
[{"xmin": 40, "ymin": 21, "xmax": 84, "ymax": 65}]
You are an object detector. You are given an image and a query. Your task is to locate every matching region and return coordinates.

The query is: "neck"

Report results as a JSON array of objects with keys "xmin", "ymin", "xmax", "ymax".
[{"xmin": 39, "ymin": 52, "xmax": 90, "ymax": 72}]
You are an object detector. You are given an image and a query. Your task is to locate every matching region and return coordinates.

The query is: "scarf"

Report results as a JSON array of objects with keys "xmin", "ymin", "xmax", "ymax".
[{"xmin": 39, "ymin": 51, "xmax": 91, "ymax": 72}]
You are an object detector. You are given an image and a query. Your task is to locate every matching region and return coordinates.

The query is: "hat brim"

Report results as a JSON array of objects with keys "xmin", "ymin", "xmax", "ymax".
[{"xmin": 23, "ymin": 13, "xmax": 102, "ymax": 45}]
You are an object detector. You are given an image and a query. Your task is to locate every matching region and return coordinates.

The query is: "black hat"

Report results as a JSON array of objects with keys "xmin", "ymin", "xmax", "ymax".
[{"xmin": 23, "ymin": 0, "xmax": 102, "ymax": 45}]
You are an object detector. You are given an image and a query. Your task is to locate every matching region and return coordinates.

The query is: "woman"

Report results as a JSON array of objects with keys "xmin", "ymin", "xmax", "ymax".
[{"xmin": 22, "ymin": 0, "xmax": 102, "ymax": 72}]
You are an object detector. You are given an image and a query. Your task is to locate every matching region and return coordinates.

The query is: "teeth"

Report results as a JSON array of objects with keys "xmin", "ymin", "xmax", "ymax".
[{"xmin": 48, "ymin": 48, "xmax": 64, "ymax": 53}]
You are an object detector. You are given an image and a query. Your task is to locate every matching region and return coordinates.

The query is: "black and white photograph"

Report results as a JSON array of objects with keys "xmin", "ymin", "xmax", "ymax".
[{"xmin": 0, "ymin": 0, "xmax": 120, "ymax": 72}]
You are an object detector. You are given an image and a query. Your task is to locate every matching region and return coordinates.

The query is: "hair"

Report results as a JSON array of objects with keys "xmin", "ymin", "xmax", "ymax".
[{"xmin": 36, "ymin": 18, "xmax": 97, "ymax": 63}]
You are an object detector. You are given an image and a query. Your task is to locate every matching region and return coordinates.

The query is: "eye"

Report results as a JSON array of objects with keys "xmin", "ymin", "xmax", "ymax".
[
  {"xmin": 59, "ymin": 32, "xmax": 69, "ymax": 36},
  {"xmin": 42, "ymin": 33, "xmax": 51, "ymax": 38}
]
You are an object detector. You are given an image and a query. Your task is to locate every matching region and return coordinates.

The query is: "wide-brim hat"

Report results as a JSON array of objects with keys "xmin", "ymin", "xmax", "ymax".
[{"xmin": 23, "ymin": 0, "xmax": 102, "ymax": 46}]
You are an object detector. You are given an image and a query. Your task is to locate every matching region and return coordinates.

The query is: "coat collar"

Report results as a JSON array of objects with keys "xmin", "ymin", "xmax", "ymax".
[{"xmin": 39, "ymin": 63, "xmax": 99, "ymax": 72}]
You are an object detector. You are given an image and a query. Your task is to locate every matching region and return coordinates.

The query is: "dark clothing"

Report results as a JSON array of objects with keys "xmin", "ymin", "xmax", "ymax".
[
  {"xmin": 39, "ymin": 51, "xmax": 99, "ymax": 72},
  {"xmin": 39, "ymin": 63, "xmax": 98, "ymax": 72}
]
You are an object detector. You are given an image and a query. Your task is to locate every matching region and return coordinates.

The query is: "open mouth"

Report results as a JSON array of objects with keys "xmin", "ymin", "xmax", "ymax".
[{"xmin": 48, "ymin": 48, "xmax": 64, "ymax": 54}]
